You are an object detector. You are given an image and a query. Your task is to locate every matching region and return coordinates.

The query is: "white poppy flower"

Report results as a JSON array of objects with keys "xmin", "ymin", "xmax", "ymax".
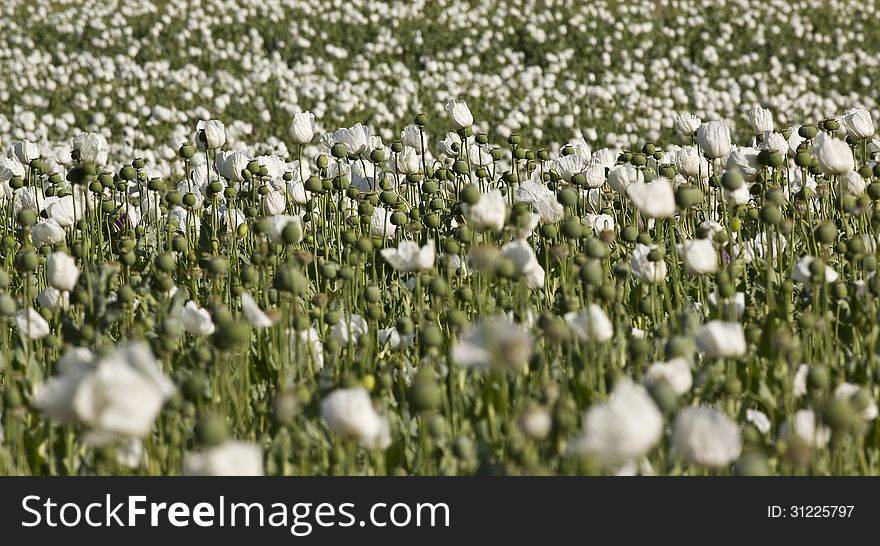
[
  {"xmin": 320, "ymin": 387, "xmax": 391, "ymax": 449},
  {"xmin": 185, "ymin": 440, "xmax": 264, "ymax": 476},
  {"xmin": 381, "ymin": 239, "xmax": 435, "ymax": 272},
  {"xmin": 672, "ymin": 407, "xmax": 742, "ymax": 468}
]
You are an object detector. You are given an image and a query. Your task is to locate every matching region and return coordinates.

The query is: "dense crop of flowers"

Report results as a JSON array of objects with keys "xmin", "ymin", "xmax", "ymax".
[{"xmin": 1, "ymin": 0, "xmax": 880, "ymax": 476}]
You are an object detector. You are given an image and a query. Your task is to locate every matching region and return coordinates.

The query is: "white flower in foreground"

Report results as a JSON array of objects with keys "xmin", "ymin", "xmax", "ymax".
[
  {"xmin": 71, "ymin": 132, "xmax": 108, "ymax": 165},
  {"xmin": 835, "ymin": 383, "xmax": 878, "ymax": 421},
  {"xmin": 323, "ymin": 123, "xmax": 372, "ymax": 155},
  {"xmin": 643, "ymin": 357, "xmax": 693, "ymax": 395},
  {"xmin": 841, "ymin": 107, "xmax": 874, "ymax": 139},
  {"xmin": 464, "ymin": 189, "xmax": 506, "ymax": 232},
  {"xmin": 445, "ymin": 99, "xmax": 474, "ymax": 129},
  {"xmin": 34, "ymin": 343, "xmax": 175, "ymax": 438},
  {"xmin": 37, "ymin": 287, "xmax": 69, "ymax": 312},
  {"xmin": 0, "ymin": 155, "xmax": 25, "ymax": 181},
  {"xmin": 519, "ymin": 405, "xmax": 552, "ymax": 440},
  {"xmin": 185, "ymin": 441, "xmax": 264, "ymax": 476},
  {"xmin": 331, "ymin": 314, "xmax": 368, "ymax": 345},
  {"xmin": 746, "ymin": 409, "xmax": 771, "ymax": 434},
  {"xmin": 400, "ymin": 125, "xmax": 424, "ymax": 150},
  {"xmin": 674, "ymin": 113, "xmax": 702, "ymax": 136},
  {"xmin": 196, "ymin": 119, "xmax": 226, "ymax": 150},
  {"xmin": 585, "ymin": 213, "xmax": 614, "ymax": 234},
  {"xmin": 396, "ymin": 146, "xmax": 421, "ymax": 174},
  {"xmin": 760, "ymin": 131, "xmax": 789, "ymax": 156},
  {"xmin": 674, "ymin": 145, "xmax": 709, "ymax": 179},
  {"xmin": 745, "ymin": 106, "xmax": 774, "ymax": 134},
  {"xmin": 216, "ymin": 150, "xmax": 250, "ymax": 182},
  {"xmin": 501, "ymin": 239, "xmax": 545, "ymax": 290},
  {"xmin": 12, "ymin": 139, "xmax": 39, "ymax": 164},
  {"xmin": 381, "ymin": 239, "xmax": 435, "ymax": 272},
  {"xmin": 568, "ymin": 380, "xmax": 663, "ymax": 469},
  {"xmin": 46, "ymin": 252, "xmax": 79, "ymax": 291},
  {"xmin": 290, "ymin": 327, "xmax": 324, "ymax": 370},
  {"xmin": 678, "ymin": 238, "xmax": 718, "ymax": 275},
  {"xmin": 452, "ymin": 316, "xmax": 532, "ymax": 372},
  {"xmin": 725, "ymin": 147, "xmax": 761, "ymax": 182},
  {"xmin": 564, "ymin": 304, "xmax": 613, "ymax": 343},
  {"xmin": 626, "ymin": 179, "xmax": 676, "ymax": 218},
  {"xmin": 321, "ymin": 387, "xmax": 391, "ymax": 449},
  {"xmin": 289, "ymin": 111, "xmax": 317, "ymax": 145},
  {"xmin": 15, "ymin": 308, "xmax": 51, "ymax": 339},
  {"xmin": 780, "ymin": 409, "xmax": 830, "ymax": 448},
  {"xmin": 31, "ymin": 218, "xmax": 66, "ymax": 247},
  {"xmin": 46, "ymin": 196, "xmax": 79, "ymax": 228},
  {"xmin": 841, "ymin": 171, "xmax": 866, "ymax": 195},
  {"xmin": 369, "ymin": 206, "xmax": 397, "ymax": 238},
  {"xmin": 516, "ymin": 177, "xmax": 564, "ymax": 223},
  {"xmin": 696, "ymin": 121, "xmax": 732, "ymax": 158},
  {"xmin": 793, "ymin": 364, "xmax": 809, "ymax": 398},
  {"xmin": 791, "ymin": 256, "xmax": 838, "ymax": 287},
  {"xmin": 672, "ymin": 407, "xmax": 742, "ymax": 468},
  {"xmin": 606, "ymin": 164, "xmax": 642, "ymax": 193},
  {"xmin": 181, "ymin": 301, "xmax": 215, "ymax": 336},
  {"xmin": 630, "ymin": 243, "xmax": 667, "ymax": 284},
  {"xmin": 241, "ymin": 292, "xmax": 274, "ymax": 328},
  {"xmin": 813, "ymin": 132, "xmax": 854, "ymax": 175},
  {"xmin": 695, "ymin": 320, "xmax": 747, "ymax": 358}
]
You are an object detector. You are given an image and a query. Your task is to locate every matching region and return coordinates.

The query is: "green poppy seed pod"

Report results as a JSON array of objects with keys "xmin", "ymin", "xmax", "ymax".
[
  {"xmin": 832, "ymin": 282, "xmax": 847, "ymax": 300},
  {"xmin": 631, "ymin": 153, "xmax": 647, "ymax": 167},
  {"xmin": 196, "ymin": 414, "xmax": 229, "ymax": 447},
  {"xmin": 536, "ymin": 224, "xmax": 555, "ymax": 239},
  {"xmin": 8, "ymin": 176, "xmax": 23, "ymax": 190},
  {"xmin": 628, "ymin": 337, "xmax": 650, "ymax": 359},
  {"xmin": 379, "ymin": 190, "xmax": 398, "ymax": 206},
  {"xmin": 329, "ymin": 144, "xmax": 347, "ymax": 159},
  {"xmin": 584, "ymin": 238, "xmax": 609, "ymax": 259},
  {"xmin": 823, "ymin": 399, "xmax": 856, "ymax": 432},
  {"xmin": 119, "ymin": 165, "xmax": 136, "ymax": 181},
  {"xmin": 493, "ymin": 256, "xmax": 515, "ymax": 278},
  {"xmin": 536, "ymin": 148, "xmax": 550, "ymax": 161},
  {"xmin": 155, "ymin": 253, "xmax": 175, "ymax": 273},
  {"xmin": 647, "ymin": 379, "xmax": 678, "ymax": 414},
  {"xmin": 452, "ymin": 159, "xmax": 469, "ymax": 175},
  {"xmin": 557, "ymin": 187, "xmax": 578, "ymax": 207},
  {"xmin": 814, "ymin": 221, "xmax": 837, "ymax": 244},
  {"xmin": 858, "ymin": 165, "xmax": 873, "ymax": 179},
  {"xmin": 807, "ymin": 365, "xmax": 829, "ymax": 390},
  {"xmin": 163, "ymin": 190, "xmax": 182, "ymax": 207},
  {"xmin": 460, "ymin": 184, "xmax": 481, "ymax": 205},
  {"xmin": 798, "ymin": 125, "xmax": 818, "ymax": 139},
  {"xmin": 369, "ymin": 148, "xmax": 386, "ymax": 163},
  {"xmin": 0, "ymin": 294, "xmax": 17, "ymax": 316},
  {"xmin": 305, "ymin": 176, "xmax": 323, "ymax": 194},
  {"xmin": 642, "ymin": 142, "xmax": 656, "ymax": 155},
  {"xmin": 578, "ymin": 261, "xmax": 604, "ymax": 286},
  {"xmin": 161, "ymin": 317, "xmax": 183, "ymax": 338},
  {"xmin": 414, "ymin": 113, "xmax": 428, "ymax": 126},
  {"xmin": 312, "ymin": 155, "xmax": 328, "ymax": 171},
  {"xmin": 794, "ymin": 152, "xmax": 812, "ymax": 168},
  {"xmin": 647, "ymin": 247, "xmax": 665, "ymax": 262},
  {"xmin": 420, "ymin": 323, "xmax": 443, "ymax": 348},
  {"xmin": 507, "ymin": 134, "xmax": 521, "ymax": 145},
  {"xmin": 16, "ymin": 250, "xmax": 39, "ymax": 272},
  {"xmin": 842, "ymin": 194, "xmax": 857, "ymax": 212},
  {"xmin": 390, "ymin": 140, "xmax": 404, "ymax": 154},
  {"xmin": 760, "ymin": 205, "xmax": 783, "ymax": 226},
  {"xmin": 489, "ymin": 147, "xmax": 505, "ymax": 162},
  {"xmin": 825, "ymin": 119, "xmax": 840, "ymax": 132},
  {"xmin": 513, "ymin": 148, "xmax": 526, "ymax": 160},
  {"xmin": 735, "ymin": 453, "xmax": 771, "ymax": 476},
  {"xmin": 721, "ymin": 170, "xmax": 744, "ymax": 191},
  {"xmin": 718, "ymin": 281, "xmax": 735, "ymax": 298},
  {"xmin": 561, "ymin": 218, "xmax": 582, "ymax": 239},
  {"xmin": 16, "ymin": 206, "xmax": 37, "ymax": 227}
]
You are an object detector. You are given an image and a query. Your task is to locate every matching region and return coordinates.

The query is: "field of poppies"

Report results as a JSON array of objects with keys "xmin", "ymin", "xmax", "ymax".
[{"xmin": 2, "ymin": 0, "xmax": 880, "ymax": 476}]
